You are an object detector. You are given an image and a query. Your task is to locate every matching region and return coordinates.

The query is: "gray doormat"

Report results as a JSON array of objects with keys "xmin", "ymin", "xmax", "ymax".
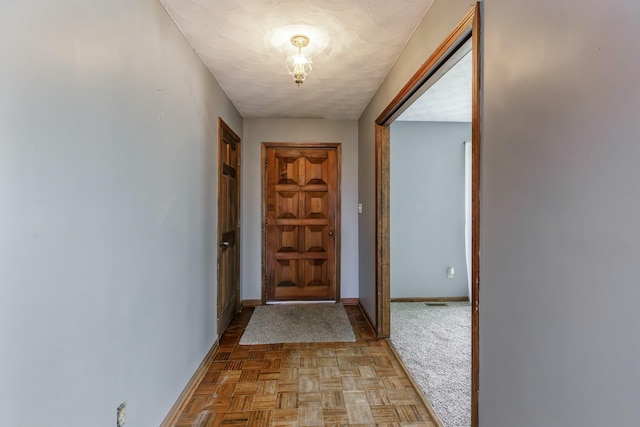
[{"xmin": 239, "ymin": 303, "xmax": 356, "ymax": 345}]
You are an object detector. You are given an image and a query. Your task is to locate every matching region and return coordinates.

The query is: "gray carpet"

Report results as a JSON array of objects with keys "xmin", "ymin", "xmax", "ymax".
[
  {"xmin": 390, "ymin": 302, "xmax": 471, "ymax": 427},
  {"xmin": 239, "ymin": 303, "xmax": 356, "ymax": 345}
]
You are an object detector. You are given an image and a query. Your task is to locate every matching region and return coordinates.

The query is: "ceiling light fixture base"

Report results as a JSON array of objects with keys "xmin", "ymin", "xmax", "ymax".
[{"xmin": 290, "ymin": 35, "xmax": 310, "ymax": 49}]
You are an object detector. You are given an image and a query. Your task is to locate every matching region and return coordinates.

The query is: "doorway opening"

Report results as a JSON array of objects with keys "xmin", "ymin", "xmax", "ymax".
[{"xmin": 374, "ymin": 4, "xmax": 480, "ymax": 427}]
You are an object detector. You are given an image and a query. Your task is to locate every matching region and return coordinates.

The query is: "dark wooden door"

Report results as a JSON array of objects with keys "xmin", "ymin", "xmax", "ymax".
[
  {"xmin": 264, "ymin": 145, "xmax": 340, "ymax": 301},
  {"xmin": 217, "ymin": 119, "xmax": 240, "ymax": 336}
]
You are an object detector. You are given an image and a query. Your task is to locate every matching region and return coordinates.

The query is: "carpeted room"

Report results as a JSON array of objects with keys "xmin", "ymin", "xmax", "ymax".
[
  {"xmin": 389, "ymin": 119, "xmax": 473, "ymax": 426},
  {"xmin": 391, "ymin": 301, "xmax": 471, "ymax": 427}
]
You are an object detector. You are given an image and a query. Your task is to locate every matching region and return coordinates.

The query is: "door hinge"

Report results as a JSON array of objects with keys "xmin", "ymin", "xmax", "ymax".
[
  {"xmin": 265, "ymin": 160, "xmax": 268, "ymax": 169},
  {"xmin": 265, "ymin": 217, "xmax": 268, "ymax": 226}
]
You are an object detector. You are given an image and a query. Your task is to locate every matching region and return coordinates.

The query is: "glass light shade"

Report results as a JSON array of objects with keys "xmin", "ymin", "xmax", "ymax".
[{"xmin": 286, "ymin": 52, "xmax": 312, "ymax": 86}]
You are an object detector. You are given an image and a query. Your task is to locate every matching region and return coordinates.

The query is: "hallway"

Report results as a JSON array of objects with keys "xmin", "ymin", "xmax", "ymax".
[{"xmin": 173, "ymin": 306, "xmax": 437, "ymax": 426}]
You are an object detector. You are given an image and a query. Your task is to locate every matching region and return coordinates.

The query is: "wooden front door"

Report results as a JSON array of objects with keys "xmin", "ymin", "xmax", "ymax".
[
  {"xmin": 263, "ymin": 144, "xmax": 340, "ymax": 302},
  {"xmin": 217, "ymin": 119, "xmax": 241, "ymax": 336}
]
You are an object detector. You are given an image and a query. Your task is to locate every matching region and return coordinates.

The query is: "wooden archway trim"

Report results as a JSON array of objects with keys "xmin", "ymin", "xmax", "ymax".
[{"xmin": 373, "ymin": 4, "xmax": 481, "ymax": 427}]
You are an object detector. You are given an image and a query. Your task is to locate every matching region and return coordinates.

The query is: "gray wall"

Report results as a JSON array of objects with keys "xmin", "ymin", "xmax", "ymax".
[
  {"xmin": 358, "ymin": 0, "xmax": 475, "ymax": 323},
  {"xmin": 390, "ymin": 121, "xmax": 470, "ymax": 298},
  {"xmin": 481, "ymin": 0, "xmax": 640, "ymax": 425},
  {"xmin": 0, "ymin": 1, "xmax": 242, "ymax": 426},
  {"xmin": 360, "ymin": 0, "xmax": 640, "ymax": 425},
  {"xmin": 242, "ymin": 119, "xmax": 359, "ymax": 300}
]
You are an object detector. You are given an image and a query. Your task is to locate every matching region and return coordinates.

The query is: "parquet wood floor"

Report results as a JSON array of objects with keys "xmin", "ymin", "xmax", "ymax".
[{"xmin": 173, "ymin": 305, "xmax": 436, "ymax": 426}]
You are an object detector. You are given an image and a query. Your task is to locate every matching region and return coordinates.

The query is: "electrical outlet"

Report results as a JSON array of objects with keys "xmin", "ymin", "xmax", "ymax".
[
  {"xmin": 117, "ymin": 402, "xmax": 126, "ymax": 427},
  {"xmin": 447, "ymin": 267, "xmax": 455, "ymax": 279}
]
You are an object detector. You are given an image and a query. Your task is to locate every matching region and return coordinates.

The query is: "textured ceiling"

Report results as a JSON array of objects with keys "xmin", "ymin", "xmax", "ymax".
[
  {"xmin": 397, "ymin": 51, "xmax": 472, "ymax": 122},
  {"xmin": 159, "ymin": 0, "xmax": 435, "ymax": 119}
]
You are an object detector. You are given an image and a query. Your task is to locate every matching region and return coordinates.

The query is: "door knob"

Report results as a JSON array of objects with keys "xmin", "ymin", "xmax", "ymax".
[
  {"xmin": 219, "ymin": 241, "xmax": 230, "ymax": 248},
  {"xmin": 328, "ymin": 230, "xmax": 334, "ymax": 237}
]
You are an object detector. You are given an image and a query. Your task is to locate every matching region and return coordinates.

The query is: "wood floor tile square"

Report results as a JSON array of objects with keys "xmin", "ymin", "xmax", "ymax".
[
  {"xmin": 182, "ymin": 396, "xmax": 209, "ymax": 414},
  {"xmin": 257, "ymin": 372, "xmax": 280, "ymax": 381},
  {"xmin": 249, "ymin": 344, "xmax": 271, "ymax": 351},
  {"xmin": 209, "ymin": 361, "xmax": 226, "ymax": 371},
  {"xmin": 255, "ymin": 380, "xmax": 278, "ymax": 395},
  {"xmin": 243, "ymin": 360, "xmax": 264, "ymax": 369},
  {"xmin": 373, "ymin": 355, "xmax": 393, "ymax": 367},
  {"xmin": 299, "ymin": 377, "xmax": 319, "ymax": 393},
  {"xmin": 192, "ymin": 384, "xmax": 217, "ymax": 397},
  {"xmin": 248, "ymin": 350, "xmax": 265, "ymax": 360},
  {"xmin": 321, "ymin": 408, "xmax": 349, "ymax": 424},
  {"xmin": 233, "ymin": 382, "xmax": 258, "ymax": 395},
  {"xmin": 272, "ymin": 410, "xmax": 297, "ymax": 426},
  {"xmin": 388, "ymin": 390, "xmax": 423, "ymax": 406},
  {"xmin": 279, "ymin": 367, "xmax": 299, "ymax": 381},
  {"xmin": 318, "ymin": 378, "xmax": 342, "ymax": 391},
  {"xmin": 342, "ymin": 391, "xmax": 368, "ymax": 406},
  {"xmin": 229, "ymin": 349, "xmax": 250, "ymax": 360},
  {"xmin": 358, "ymin": 365, "xmax": 377, "ymax": 378},
  {"xmin": 228, "ymin": 395, "xmax": 254, "ymax": 412},
  {"xmin": 359, "ymin": 378, "xmax": 385, "ymax": 390},
  {"xmin": 296, "ymin": 364, "xmax": 313, "ymax": 372},
  {"xmin": 275, "ymin": 392, "xmax": 298, "ymax": 410},
  {"xmin": 321, "ymin": 391, "xmax": 345, "ymax": 409},
  {"xmin": 383, "ymin": 376, "xmax": 407, "ymax": 390},
  {"xmin": 371, "ymin": 405, "xmax": 400, "ymax": 423},
  {"xmin": 300, "ymin": 356, "xmax": 317, "ymax": 368},
  {"xmin": 319, "ymin": 366, "xmax": 340, "ymax": 379},
  {"xmin": 339, "ymin": 377, "xmax": 358, "ymax": 391},
  {"xmin": 345, "ymin": 405, "xmax": 375, "ymax": 424},
  {"xmin": 297, "ymin": 392, "xmax": 322, "ymax": 407},
  {"xmin": 394, "ymin": 404, "xmax": 424, "ymax": 422},
  {"xmin": 221, "ymin": 411, "xmax": 249, "ymax": 426},
  {"xmin": 264, "ymin": 350, "xmax": 283, "ymax": 359},
  {"xmin": 365, "ymin": 389, "xmax": 391, "ymax": 406},
  {"xmin": 247, "ymin": 410, "xmax": 273, "ymax": 426},
  {"xmin": 211, "ymin": 383, "xmax": 235, "ymax": 398},
  {"xmin": 239, "ymin": 369, "xmax": 260, "ymax": 383},
  {"xmin": 298, "ymin": 406, "xmax": 323, "ymax": 426},
  {"xmin": 224, "ymin": 360, "xmax": 244, "ymax": 371},
  {"xmin": 261, "ymin": 359, "xmax": 281, "ymax": 372},
  {"xmin": 218, "ymin": 371, "xmax": 241, "ymax": 384},
  {"xmin": 336, "ymin": 356, "xmax": 354, "ymax": 368},
  {"xmin": 252, "ymin": 394, "xmax": 277, "ymax": 410},
  {"xmin": 214, "ymin": 352, "xmax": 230, "ymax": 361},
  {"xmin": 201, "ymin": 371, "xmax": 221, "ymax": 384},
  {"xmin": 376, "ymin": 366, "xmax": 400, "ymax": 377},
  {"xmin": 203, "ymin": 397, "xmax": 230, "ymax": 413},
  {"xmin": 316, "ymin": 356, "xmax": 338, "ymax": 366},
  {"xmin": 337, "ymin": 367, "xmax": 359, "ymax": 377},
  {"xmin": 276, "ymin": 381, "xmax": 299, "ymax": 392},
  {"xmin": 353, "ymin": 356, "xmax": 374, "ymax": 366}
]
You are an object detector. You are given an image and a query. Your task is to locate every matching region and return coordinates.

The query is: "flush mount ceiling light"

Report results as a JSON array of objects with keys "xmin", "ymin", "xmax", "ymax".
[{"xmin": 287, "ymin": 35, "xmax": 312, "ymax": 86}]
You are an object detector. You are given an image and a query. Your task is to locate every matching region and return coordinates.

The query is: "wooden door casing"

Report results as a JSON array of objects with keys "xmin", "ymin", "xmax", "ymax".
[
  {"xmin": 217, "ymin": 118, "xmax": 241, "ymax": 337},
  {"xmin": 263, "ymin": 143, "xmax": 341, "ymax": 302},
  {"xmin": 374, "ymin": 5, "xmax": 481, "ymax": 426}
]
